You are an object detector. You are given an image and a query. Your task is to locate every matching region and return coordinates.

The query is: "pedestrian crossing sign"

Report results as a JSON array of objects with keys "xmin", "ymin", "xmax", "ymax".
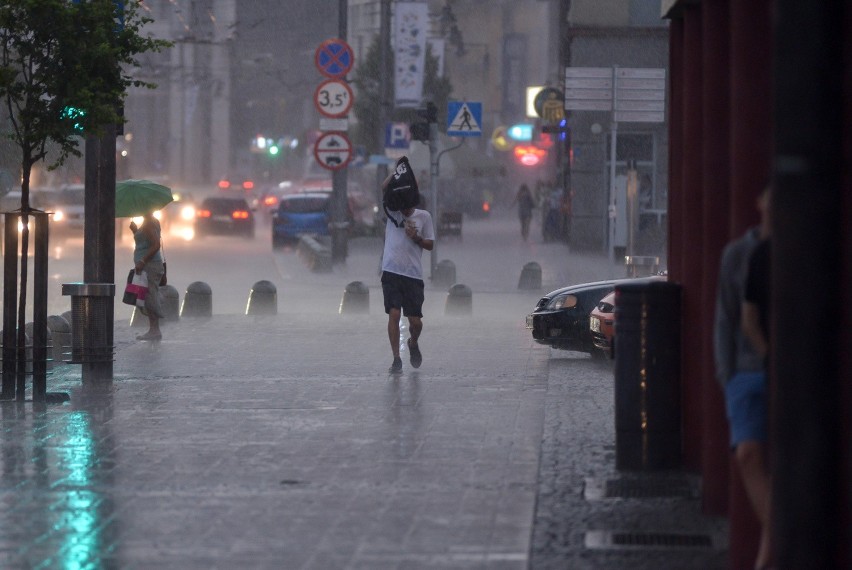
[{"xmin": 447, "ymin": 101, "xmax": 482, "ymax": 137}]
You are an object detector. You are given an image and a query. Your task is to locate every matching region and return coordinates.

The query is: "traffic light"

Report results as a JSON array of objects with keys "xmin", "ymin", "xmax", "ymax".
[{"xmin": 410, "ymin": 102, "xmax": 438, "ymax": 142}]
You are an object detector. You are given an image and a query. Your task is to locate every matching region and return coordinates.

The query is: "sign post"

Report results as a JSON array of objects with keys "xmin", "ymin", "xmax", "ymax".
[{"xmin": 314, "ymin": 34, "xmax": 354, "ymax": 262}]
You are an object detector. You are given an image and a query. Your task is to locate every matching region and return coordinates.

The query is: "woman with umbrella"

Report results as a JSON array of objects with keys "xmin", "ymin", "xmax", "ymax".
[{"xmin": 117, "ymin": 180, "xmax": 173, "ymax": 341}]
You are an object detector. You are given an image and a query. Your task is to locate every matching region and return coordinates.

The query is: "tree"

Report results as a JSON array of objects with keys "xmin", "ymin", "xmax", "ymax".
[
  {"xmin": 0, "ymin": 0, "xmax": 169, "ymax": 393},
  {"xmin": 351, "ymin": 36, "xmax": 453, "ymax": 154}
]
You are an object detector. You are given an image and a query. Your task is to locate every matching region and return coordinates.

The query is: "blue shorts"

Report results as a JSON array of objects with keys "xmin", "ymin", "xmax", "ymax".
[{"xmin": 724, "ymin": 371, "xmax": 768, "ymax": 448}]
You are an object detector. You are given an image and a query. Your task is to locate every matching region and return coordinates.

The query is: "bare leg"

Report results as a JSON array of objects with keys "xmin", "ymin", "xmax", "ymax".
[
  {"xmin": 148, "ymin": 314, "xmax": 161, "ymax": 336},
  {"xmin": 736, "ymin": 441, "xmax": 773, "ymax": 568},
  {"xmin": 387, "ymin": 308, "xmax": 401, "ymax": 359},
  {"xmin": 408, "ymin": 316, "xmax": 422, "ymax": 345}
]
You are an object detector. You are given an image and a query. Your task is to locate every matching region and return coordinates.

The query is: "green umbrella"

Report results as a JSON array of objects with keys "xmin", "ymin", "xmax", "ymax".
[{"xmin": 115, "ymin": 179, "xmax": 174, "ymax": 218}]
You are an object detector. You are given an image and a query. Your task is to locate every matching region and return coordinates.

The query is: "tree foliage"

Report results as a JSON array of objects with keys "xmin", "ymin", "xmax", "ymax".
[
  {"xmin": 0, "ymin": 0, "xmax": 170, "ymax": 205},
  {"xmin": 351, "ymin": 35, "xmax": 453, "ymax": 154}
]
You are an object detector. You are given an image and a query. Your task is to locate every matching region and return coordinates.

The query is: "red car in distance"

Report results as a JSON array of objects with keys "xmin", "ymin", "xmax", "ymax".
[{"xmin": 589, "ymin": 275, "xmax": 666, "ymax": 359}]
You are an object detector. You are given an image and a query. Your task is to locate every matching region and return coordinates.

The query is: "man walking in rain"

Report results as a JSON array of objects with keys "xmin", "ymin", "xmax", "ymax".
[{"xmin": 380, "ymin": 158, "xmax": 435, "ymax": 374}]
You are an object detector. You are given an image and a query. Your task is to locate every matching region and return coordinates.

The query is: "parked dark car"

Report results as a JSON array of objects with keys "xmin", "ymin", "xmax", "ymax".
[
  {"xmin": 526, "ymin": 278, "xmax": 636, "ymax": 356},
  {"xmin": 271, "ymin": 192, "xmax": 331, "ymax": 248},
  {"xmin": 195, "ymin": 196, "xmax": 255, "ymax": 238}
]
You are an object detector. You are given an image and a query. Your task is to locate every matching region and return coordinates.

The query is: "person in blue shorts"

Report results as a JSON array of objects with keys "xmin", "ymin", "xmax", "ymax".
[{"xmin": 714, "ymin": 185, "xmax": 773, "ymax": 569}]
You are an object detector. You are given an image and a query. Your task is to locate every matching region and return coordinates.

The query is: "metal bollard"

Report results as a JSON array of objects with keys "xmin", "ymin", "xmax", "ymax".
[
  {"xmin": 246, "ymin": 280, "xmax": 278, "ymax": 315},
  {"xmin": 433, "ymin": 259, "xmax": 457, "ymax": 289},
  {"xmin": 180, "ymin": 281, "xmax": 213, "ymax": 318},
  {"xmin": 161, "ymin": 284, "xmax": 181, "ymax": 321},
  {"xmin": 518, "ymin": 261, "xmax": 542, "ymax": 290},
  {"xmin": 47, "ymin": 315, "xmax": 71, "ymax": 365},
  {"xmin": 339, "ymin": 281, "xmax": 369, "ymax": 314},
  {"xmin": 445, "ymin": 283, "xmax": 473, "ymax": 316},
  {"xmin": 614, "ymin": 281, "xmax": 682, "ymax": 470}
]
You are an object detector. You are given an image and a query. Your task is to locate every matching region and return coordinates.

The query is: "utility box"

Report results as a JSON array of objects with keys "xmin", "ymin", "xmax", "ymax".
[{"xmin": 614, "ymin": 280, "xmax": 682, "ymax": 470}]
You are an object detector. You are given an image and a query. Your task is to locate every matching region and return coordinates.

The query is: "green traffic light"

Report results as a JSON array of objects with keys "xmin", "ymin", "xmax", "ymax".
[{"xmin": 268, "ymin": 145, "xmax": 280, "ymax": 155}]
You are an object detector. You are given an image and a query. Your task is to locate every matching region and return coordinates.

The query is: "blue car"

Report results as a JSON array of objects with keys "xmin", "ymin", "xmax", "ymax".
[{"xmin": 271, "ymin": 192, "xmax": 331, "ymax": 248}]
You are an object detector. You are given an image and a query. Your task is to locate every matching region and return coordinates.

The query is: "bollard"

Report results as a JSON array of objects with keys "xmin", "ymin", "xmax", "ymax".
[
  {"xmin": 518, "ymin": 261, "xmax": 542, "ymax": 290},
  {"xmin": 180, "ymin": 281, "xmax": 213, "ymax": 318},
  {"xmin": 433, "ymin": 259, "xmax": 457, "ymax": 289},
  {"xmin": 445, "ymin": 283, "xmax": 473, "ymax": 316},
  {"xmin": 129, "ymin": 307, "xmax": 147, "ymax": 328},
  {"xmin": 160, "ymin": 284, "xmax": 181, "ymax": 321},
  {"xmin": 246, "ymin": 280, "xmax": 278, "ymax": 315},
  {"xmin": 339, "ymin": 281, "xmax": 369, "ymax": 314},
  {"xmin": 614, "ymin": 281, "xmax": 682, "ymax": 470},
  {"xmin": 47, "ymin": 315, "xmax": 71, "ymax": 365}
]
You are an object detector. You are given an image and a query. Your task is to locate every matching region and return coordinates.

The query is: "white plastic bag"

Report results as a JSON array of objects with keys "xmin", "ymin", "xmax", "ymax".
[{"xmin": 130, "ymin": 270, "xmax": 149, "ymax": 308}]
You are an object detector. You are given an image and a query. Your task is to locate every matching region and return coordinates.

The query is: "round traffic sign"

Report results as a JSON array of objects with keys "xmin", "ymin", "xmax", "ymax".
[
  {"xmin": 313, "ymin": 131, "xmax": 352, "ymax": 171},
  {"xmin": 534, "ymin": 87, "xmax": 564, "ymax": 118},
  {"xmin": 314, "ymin": 79, "xmax": 354, "ymax": 118},
  {"xmin": 314, "ymin": 38, "xmax": 354, "ymax": 79}
]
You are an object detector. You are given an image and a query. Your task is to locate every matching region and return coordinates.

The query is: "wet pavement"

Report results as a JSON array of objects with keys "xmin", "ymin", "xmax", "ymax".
[{"xmin": 1, "ymin": 214, "xmax": 726, "ymax": 569}]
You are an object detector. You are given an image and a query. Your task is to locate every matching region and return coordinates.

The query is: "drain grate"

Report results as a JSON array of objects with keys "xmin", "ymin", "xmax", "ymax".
[
  {"xmin": 585, "ymin": 530, "xmax": 717, "ymax": 550},
  {"xmin": 584, "ymin": 477, "xmax": 699, "ymax": 500}
]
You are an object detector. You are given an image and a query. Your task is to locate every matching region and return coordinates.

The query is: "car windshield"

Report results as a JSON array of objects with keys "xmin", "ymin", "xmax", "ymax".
[
  {"xmin": 279, "ymin": 197, "xmax": 329, "ymax": 214},
  {"xmin": 201, "ymin": 198, "xmax": 249, "ymax": 214}
]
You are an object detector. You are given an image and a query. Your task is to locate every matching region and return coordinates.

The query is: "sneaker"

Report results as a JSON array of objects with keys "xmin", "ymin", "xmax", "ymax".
[
  {"xmin": 388, "ymin": 357, "xmax": 403, "ymax": 374},
  {"xmin": 408, "ymin": 338, "xmax": 422, "ymax": 369}
]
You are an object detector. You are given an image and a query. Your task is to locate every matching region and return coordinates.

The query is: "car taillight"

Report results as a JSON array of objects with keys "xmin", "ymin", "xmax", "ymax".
[
  {"xmin": 242, "ymin": 181, "xmax": 254, "ymax": 190},
  {"xmin": 197, "ymin": 209, "xmax": 212, "ymax": 218},
  {"xmin": 217, "ymin": 180, "xmax": 230, "ymax": 189},
  {"xmin": 263, "ymin": 195, "xmax": 278, "ymax": 207},
  {"xmin": 232, "ymin": 210, "xmax": 250, "ymax": 220}
]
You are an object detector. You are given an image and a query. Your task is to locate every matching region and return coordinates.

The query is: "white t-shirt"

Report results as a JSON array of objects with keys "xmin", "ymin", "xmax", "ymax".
[{"xmin": 381, "ymin": 209, "xmax": 435, "ymax": 280}]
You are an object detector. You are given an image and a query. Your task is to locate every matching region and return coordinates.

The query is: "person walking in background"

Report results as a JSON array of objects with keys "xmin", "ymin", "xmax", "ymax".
[
  {"xmin": 514, "ymin": 183, "xmax": 535, "ymax": 241},
  {"xmin": 380, "ymin": 168, "xmax": 435, "ymax": 374},
  {"xmin": 714, "ymin": 185, "xmax": 773, "ymax": 570},
  {"xmin": 130, "ymin": 212, "xmax": 165, "ymax": 341}
]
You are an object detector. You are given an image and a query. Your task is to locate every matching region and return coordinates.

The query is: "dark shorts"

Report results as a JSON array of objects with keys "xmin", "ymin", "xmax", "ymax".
[
  {"xmin": 381, "ymin": 271, "xmax": 425, "ymax": 318},
  {"xmin": 724, "ymin": 371, "xmax": 768, "ymax": 448}
]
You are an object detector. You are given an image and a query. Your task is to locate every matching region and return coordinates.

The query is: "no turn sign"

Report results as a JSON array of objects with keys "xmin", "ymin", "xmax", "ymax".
[{"xmin": 313, "ymin": 132, "xmax": 352, "ymax": 171}]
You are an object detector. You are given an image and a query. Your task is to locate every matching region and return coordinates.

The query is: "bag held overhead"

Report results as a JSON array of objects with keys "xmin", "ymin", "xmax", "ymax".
[{"xmin": 382, "ymin": 156, "xmax": 420, "ymax": 223}]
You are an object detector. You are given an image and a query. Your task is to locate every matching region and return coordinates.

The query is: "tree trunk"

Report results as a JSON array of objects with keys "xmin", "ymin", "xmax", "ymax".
[{"xmin": 15, "ymin": 159, "xmax": 32, "ymax": 398}]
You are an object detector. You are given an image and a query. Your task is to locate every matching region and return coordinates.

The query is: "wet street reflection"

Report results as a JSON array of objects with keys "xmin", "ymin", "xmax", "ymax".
[{"xmin": 0, "ymin": 386, "xmax": 116, "ymax": 568}]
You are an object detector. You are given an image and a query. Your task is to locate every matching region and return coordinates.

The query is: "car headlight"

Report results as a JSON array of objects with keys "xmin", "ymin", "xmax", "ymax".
[
  {"xmin": 546, "ymin": 294, "xmax": 577, "ymax": 311},
  {"xmin": 180, "ymin": 205, "xmax": 196, "ymax": 221}
]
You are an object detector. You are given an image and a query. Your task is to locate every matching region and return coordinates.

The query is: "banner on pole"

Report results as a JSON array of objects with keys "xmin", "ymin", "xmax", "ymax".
[{"xmin": 393, "ymin": 2, "xmax": 429, "ymax": 108}]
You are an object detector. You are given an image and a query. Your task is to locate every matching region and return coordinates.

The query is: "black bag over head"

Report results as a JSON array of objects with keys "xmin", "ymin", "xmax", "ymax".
[{"xmin": 382, "ymin": 156, "xmax": 419, "ymax": 224}]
